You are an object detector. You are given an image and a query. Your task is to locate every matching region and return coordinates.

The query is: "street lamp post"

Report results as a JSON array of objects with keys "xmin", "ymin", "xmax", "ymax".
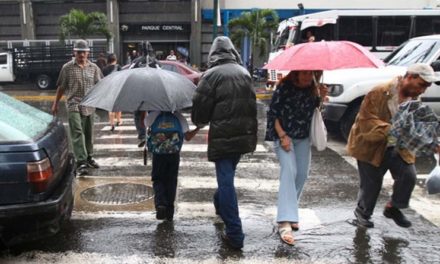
[{"xmin": 213, "ymin": 0, "xmax": 219, "ymax": 40}]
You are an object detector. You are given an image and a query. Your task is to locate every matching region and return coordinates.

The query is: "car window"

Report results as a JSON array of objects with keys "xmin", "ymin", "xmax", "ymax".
[
  {"xmin": 0, "ymin": 92, "xmax": 53, "ymax": 142},
  {"xmin": 179, "ymin": 65, "xmax": 193, "ymax": 74},
  {"xmin": 386, "ymin": 39, "xmax": 440, "ymax": 66},
  {"xmin": 161, "ymin": 64, "xmax": 179, "ymax": 73}
]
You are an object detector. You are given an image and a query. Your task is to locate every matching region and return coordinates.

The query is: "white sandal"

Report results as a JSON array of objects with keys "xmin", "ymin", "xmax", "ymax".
[{"xmin": 278, "ymin": 222, "xmax": 295, "ymax": 245}]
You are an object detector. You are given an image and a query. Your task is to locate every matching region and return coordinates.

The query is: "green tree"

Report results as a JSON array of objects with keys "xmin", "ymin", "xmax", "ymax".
[
  {"xmin": 59, "ymin": 9, "xmax": 111, "ymax": 43},
  {"xmin": 228, "ymin": 9, "xmax": 279, "ymax": 71}
]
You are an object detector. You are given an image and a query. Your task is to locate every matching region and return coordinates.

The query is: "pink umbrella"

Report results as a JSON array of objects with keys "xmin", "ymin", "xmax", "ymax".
[{"xmin": 264, "ymin": 41, "xmax": 384, "ymax": 71}]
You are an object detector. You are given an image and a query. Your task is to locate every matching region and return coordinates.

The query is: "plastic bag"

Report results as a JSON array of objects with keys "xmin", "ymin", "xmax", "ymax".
[
  {"xmin": 427, "ymin": 155, "xmax": 440, "ymax": 194},
  {"xmin": 310, "ymin": 108, "xmax": 327, "ymax": 151}
]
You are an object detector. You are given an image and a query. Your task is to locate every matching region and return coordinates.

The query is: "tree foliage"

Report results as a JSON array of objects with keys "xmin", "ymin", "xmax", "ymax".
[
  {"xmin": 228, "ymin": 9, "xmax": 279, "ymax": 59},
  {"xmin": 59, "ymin": 9, "xmax": 111, "ymax": 43}
]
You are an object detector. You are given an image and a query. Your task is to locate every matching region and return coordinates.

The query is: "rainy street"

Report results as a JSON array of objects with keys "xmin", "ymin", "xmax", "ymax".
[{"xmin": 1, "ymin": 86, "xmax": 440, "ymax": 264}]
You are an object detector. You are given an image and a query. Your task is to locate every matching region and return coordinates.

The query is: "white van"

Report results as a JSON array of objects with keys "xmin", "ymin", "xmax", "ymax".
[
  {"xmin": 267, "ymin": 9, "xmax": 440, "ymax": 86},
  {"xmin": 323, "ymin": 34, "xmax": 440, "ymax": 140}
]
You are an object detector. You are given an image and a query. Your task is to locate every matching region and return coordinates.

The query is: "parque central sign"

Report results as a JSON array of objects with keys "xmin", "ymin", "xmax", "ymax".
[
  {"xmin": 121, "ymin": 24, "xmax": 189, "ymax": 33},
  {"xmin": 141, "ymin": 25, "xmax": 185, "ymax": 31}
]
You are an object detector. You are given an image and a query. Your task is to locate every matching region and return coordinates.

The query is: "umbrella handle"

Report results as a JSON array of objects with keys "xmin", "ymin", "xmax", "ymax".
[{"xmin": 143, "ymin": 147, "xmax": 148, "ymax": 166}]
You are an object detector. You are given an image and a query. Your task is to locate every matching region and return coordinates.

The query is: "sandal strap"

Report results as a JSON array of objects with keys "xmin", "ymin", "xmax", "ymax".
[{"xmin": 278, "ymin": 226, "xmax": 292, "ymax": 234}]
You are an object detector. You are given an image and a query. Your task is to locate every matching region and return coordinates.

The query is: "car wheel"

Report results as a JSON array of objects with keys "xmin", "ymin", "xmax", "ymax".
[
  {"xmin": 36, "ymin": 74, "xmax": 52, "ymax": 90},
  {"xmin": 340, "ymin": 103, "xmax": 360, "ymax": 141}
]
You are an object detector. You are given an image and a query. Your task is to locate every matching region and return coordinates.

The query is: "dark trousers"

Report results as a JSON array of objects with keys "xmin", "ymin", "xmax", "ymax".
[
  {"xmin": 134, "ymin": 110, "xmax": 146, "ymax": 140},
  {"xmin": 214, "ymin": 155, "xmax": 244, "ymax": 247},
  {"xmin": 152, "ymin": 153, "xmax": 180, "ymax": 215},
  {"xmin": 356, "ymin": 148, "xmax": 417, "ymax": 218}
]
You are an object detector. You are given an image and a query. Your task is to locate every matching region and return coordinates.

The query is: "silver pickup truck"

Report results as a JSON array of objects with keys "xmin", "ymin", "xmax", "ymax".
[{"xmin": 323, "ymin": 34, "xmax": 440, "ymax": 140}]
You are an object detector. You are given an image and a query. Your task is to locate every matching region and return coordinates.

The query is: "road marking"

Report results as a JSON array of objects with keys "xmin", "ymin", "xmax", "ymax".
[
  {"xmin": 179, "ymin": 176, "xmax": 279, "ymax": 191},
  {"xmin": 13, "ymin": 95, "xmax": 61, "ymax": 101},
  {"xmin": 100, "ymin": 125, "xmax": 209, "ymax": 131},
  {"xmin": 92, "ymin": 156, "xmax": 277, "ymax": 169},
  {"xmin": 94, "ymin": 143, "xmax": 267, "ymax": 152}
]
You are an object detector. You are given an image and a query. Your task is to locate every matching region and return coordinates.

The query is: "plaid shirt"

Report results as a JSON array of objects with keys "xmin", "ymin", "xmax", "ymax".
[
  {"xmin": 57, "ymin": 59, "xmax": 102, "ymax": 116},
  {"xmin": 390, "ymin": 100, "xmax": 440, "ymax": 156}
]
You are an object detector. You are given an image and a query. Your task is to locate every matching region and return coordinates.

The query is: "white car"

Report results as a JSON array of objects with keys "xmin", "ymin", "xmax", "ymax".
[{"xmin": 323, "ymin": 34, "xmax": 440, "ymax": 140}]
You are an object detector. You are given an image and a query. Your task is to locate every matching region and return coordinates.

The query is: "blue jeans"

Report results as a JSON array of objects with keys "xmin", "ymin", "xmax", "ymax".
[
  {"xmin": 214, "ymin": 155, "xmax": 244, "ymax": 247},
  {"xmin": 274, "ymin": 138, "xmax": 311, "ymax": 223},
  {"xmin": 134, "ymin": 110, "xmax": 146, "ymax": 140}
]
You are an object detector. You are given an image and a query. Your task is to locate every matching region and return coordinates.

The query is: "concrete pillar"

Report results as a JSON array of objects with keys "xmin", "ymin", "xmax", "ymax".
[
  {"xmin": 107, "ymin": 0, "xmax": 121, "ymax": 61},
  {"xmin": 19, "ymin": 0, "xmax": 35, "ymax": 40},
  {"xmin": 190, "ymin": 0, "xmax": 202, "ymax": 68}
]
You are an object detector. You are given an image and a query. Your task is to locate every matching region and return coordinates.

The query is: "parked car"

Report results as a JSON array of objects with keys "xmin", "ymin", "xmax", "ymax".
[
  {"xmin": 0, "ymin": 92, "xmax": 75, "ymax": 246},
  {"xmin": 158, "ymin": 60, "xmax": 202, "ymax": 85},
  {"xmin": 323, "ymin": 34, "xmax": 440, "ymax": 140},
  {"xmin": 122, "ymin": 56, "xmax": 202, "ymax": 85}
]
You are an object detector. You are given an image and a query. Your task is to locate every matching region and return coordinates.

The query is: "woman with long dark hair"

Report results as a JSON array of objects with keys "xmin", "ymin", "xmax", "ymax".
[{"xmin": 266, "ymin": 70, "xmax": 328, "ymax": 245}]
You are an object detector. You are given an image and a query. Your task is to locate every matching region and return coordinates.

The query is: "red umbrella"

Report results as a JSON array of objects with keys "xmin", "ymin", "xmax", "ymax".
[{"xmin": 264, "ymin": 41, "xmax": 384, "ymax": 71}]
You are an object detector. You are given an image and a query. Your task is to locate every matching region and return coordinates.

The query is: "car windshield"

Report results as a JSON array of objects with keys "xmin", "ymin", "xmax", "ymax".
[
  {"xmin": 385, "ymin": 39, "xmax": 440, "ymax": 66},
  {"xmin": 0, "ymin": 92, "xmax": 53, "ymax": 142}
]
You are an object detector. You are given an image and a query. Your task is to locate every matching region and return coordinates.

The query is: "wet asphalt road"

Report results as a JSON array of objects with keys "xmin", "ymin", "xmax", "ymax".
[{"xmin": 1, "ymin": 86, "xmax": 440, "ymax": 263}]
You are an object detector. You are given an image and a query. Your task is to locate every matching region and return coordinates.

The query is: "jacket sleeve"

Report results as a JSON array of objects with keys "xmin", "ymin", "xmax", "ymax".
[{"xmin": 191, "ymin": 76, "xmax": 215, "ymax": 127}]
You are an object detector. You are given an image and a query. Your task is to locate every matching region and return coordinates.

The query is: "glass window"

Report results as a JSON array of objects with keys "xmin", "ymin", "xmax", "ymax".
[
  {"xmin": 0, "ymin": 92, "xmax": 52, "ymax": 142},
  {"xmin": 385, "ymin": 39, "xmax": 440, "ymax": 66},
  {"xmin": 415, "ymin": 16, "xmax": 440, "ymax": 37},
  {"xmin": 160, "ymin": 63, "xmax": 178, "ymax": 73},
  {"xmin": 377, "ymin": 16, "xmax": 411, "ymax": 47},
  {"xmin": 273, "ymin": 27, "xmax": 291, "ymax": 51},
  {"xmin": 0, "ymin": 54, "xmax": 6, "ymax": 65},
  {"xmin": 338, "ymin": 17, "xmax": 373, "ymax": 46}
]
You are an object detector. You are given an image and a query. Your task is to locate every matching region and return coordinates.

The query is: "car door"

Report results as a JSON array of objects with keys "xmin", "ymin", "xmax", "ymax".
[{"xmin": 0, "ymin": 52, "xmax": 14, "ymax": 82}]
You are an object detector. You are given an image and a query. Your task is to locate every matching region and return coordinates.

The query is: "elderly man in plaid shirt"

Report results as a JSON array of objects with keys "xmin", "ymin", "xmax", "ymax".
[
  {"xmin": 51, "ymin": 39, "xmax": 102, "ymax": 176},
  {"xmin": 347, "ymin": 63, "xmax": 440, "ymax": 229}
]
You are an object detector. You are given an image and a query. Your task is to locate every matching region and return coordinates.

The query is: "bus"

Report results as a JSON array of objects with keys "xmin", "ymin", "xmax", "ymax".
[{"xmin": 267, "ymin": 9, "xmax": 440, "ymax": 85}]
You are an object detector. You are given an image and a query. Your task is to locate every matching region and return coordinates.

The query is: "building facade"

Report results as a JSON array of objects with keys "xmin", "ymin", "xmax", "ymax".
[{"xmin": 0, "ymin": 0, "xmax": 439, "ymax": 68}]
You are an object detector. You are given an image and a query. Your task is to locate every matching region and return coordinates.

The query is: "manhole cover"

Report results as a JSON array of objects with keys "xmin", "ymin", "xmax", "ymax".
[{"xmin": 81, "ymin": 183, "xmax": 154, "ymax": 205}]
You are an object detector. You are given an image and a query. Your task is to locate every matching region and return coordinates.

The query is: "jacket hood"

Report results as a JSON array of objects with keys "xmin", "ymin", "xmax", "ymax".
[{"xmin": 207, "ymin": 36, "xmax": 243, "ymax": 68}]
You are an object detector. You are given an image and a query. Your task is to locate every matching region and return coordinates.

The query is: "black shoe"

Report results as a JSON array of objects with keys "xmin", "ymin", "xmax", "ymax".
[
  {"xmin": 77, "ymin": 163, "xmax": 88, "ymax": 176},
  {"xmin": 110, "ymin": 125, "xmax": 115, "ymax": 132},
  {"xmin": 383, "ymin": 206, "xmax": 412, "ymax": 228},
  {"xmin": 221, "ymin": 232, "xmax": 243, "ymax": 250},
  {"xmin": 87, "ymin": 158, "xmax": 100, "ymax": 169},
  {"xmin": 138, "ymin": 139, "xmax": 146, "ymax": 148},
  {"xmin": 156, "ymin": 205, "xmax": 167, "ymax": 220},
  {"xmin": 116, "ymin": 121, "xmax": 120, "ymax": 126},
  {"xmin": 354, "ymin": 209, "xmax": 374, "ymax": 228}
]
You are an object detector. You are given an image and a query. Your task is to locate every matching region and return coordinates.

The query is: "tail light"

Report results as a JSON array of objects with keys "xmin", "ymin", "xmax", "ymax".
[{"xmin": 27, "ymin": 158, "xmax": 53, "ymax": 193}]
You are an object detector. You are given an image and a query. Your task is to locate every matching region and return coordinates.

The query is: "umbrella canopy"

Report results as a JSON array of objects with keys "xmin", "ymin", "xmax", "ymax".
[
  {"xmin": 81, "ymin": 67, "xmax": 197, "ymax": 112},
  {"xmin": 264, "ymin": 41, "xmax": 384, "ymax": 71}
]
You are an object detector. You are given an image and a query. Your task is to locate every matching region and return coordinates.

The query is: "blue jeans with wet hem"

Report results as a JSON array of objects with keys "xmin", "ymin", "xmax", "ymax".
[
  {"xmin": 274, "ymin": 138, "xmax": 311, "ymax": 223},
  {"xmin": 214, "ymin": 155, "xmax": 244, "ymax": 247}
]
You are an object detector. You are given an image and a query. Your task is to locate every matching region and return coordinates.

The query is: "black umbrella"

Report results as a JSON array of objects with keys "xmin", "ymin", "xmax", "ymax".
[{"xmin": 81, "ymin": 67, "xmax": 196, "ymax": 112}]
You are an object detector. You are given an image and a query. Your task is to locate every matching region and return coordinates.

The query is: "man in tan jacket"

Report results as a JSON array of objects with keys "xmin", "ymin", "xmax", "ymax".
[{"xmin": 347, "ymin": 63, "xmax": 439, "ymax": 228}]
